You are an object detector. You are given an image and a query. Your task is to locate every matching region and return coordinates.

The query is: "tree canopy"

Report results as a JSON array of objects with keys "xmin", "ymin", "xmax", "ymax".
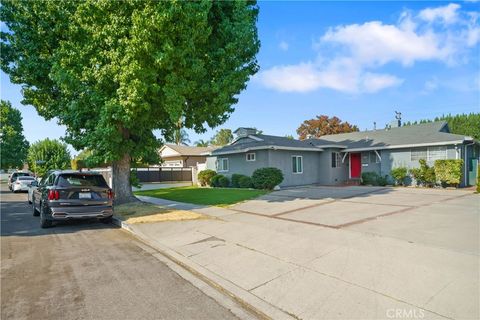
[
  {"xmin": 210, "ymin": 128, "xmax": 234, "ymax": 146},
  {"xmin": 297, "ymin": 115, "xmax": 359, "ymax": 140},
  {"xmin": 27, "ymin": 138, "xmax": 71, "ymax": 177},
  {"xmin": 1, "ymin": 0, "xmax": 260, "ymax": 203},
  {"xmin": 0, "ymin": 100, "xmax": 29, "ymax": 169},
  {"xmin": 403, "ymin": 113, "xmax": 480, "ymax": 140}
]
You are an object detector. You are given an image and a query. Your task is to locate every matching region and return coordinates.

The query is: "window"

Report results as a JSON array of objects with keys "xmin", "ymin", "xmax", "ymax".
[
  {"xmin": 428, "ymin": 146, "xmax": 447, "ymax": 161},
  {"xmin": 218, "ymin": 158, "xmax": 229, "ymax": 172},
  {"xmin": 57, "ymin": 174, "xmax": 108, "ymax": 188},
  {"xmin": 361, "ymin": 153, "xmax": 370, "ymax": 164},
  {"xmin": 370, "ymin": 151, "xmax": 380, "ymax": 163},
  {"xmin": 331, "ymin": 152, "xmax": 341, "ymax": 168},
  {"xmin": 246, "ymin": 153, "xmax": 256, "ymax": 161},
  {"xmin": 411, "ymin": 148, "xmax": 427, "ymax": 161},
  {"xmin": 292, "ymin": 156, "xmax": 303, "ymax": 173}
]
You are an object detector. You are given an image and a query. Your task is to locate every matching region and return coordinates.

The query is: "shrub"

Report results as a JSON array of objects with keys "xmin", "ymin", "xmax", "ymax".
[
  {"xmin": 477, "ymin": 165, "xmax": 480, "ymax": 193},
  {"xmin": 218, "ymin": 176, "xmax": 230, "ymax": 188},
  {"xmin": 198, "ymin": 169, "xmax": 216, "ymax": 186},
  {"xmin": 238, "ymin": 175, "xmax": 253, "ymax": 188},
  {"xmin": 231, "ymin": 173, "xmax": 246, "ymax": 188},
  {"xmin": 252, "ymin": 167, "xmax": 283, "ymax": 190},
  {"xmin": 376, "ymin": 175, "xmax": 388, "ymax": 186},
  {"xmin": 361, "ymin": 172, "xmax": 379, "ymax": 185},
  {"xmin": 390, "ymin": 167, "xmax": 408, "ymax": 186},
  {"xmin": 210, "ymin": 174, "xmax": 224, "ymax": 187},
  {"xmin": 434, "ymin": 159, "xmax": 463, "ymax": 187},
  {"xmin": 410, "ymin": 159, "xmax": 436, "ymax": 187}
]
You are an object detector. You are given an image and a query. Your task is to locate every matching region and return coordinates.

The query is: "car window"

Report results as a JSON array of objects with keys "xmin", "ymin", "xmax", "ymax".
[
  {"xmin": 18, "ymin": 177, "xmax": 35, "ymax": 181},
  {"xmin": 46, "ymin": 174, "xmax": 56, "ymax": 186},
  {"xmin": 57, "ymin": 174, "xmax": 108, "ymax": 188}
]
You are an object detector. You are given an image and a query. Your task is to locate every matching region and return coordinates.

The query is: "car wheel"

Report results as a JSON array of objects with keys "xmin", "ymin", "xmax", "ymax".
[
  {"xmin": 40, "ymin": 204, "xmax": 52, "ymax": 228},
  {"xmin": 32, "ymin": 198, "xmax": 40, "ymax": 217},
  {"xmin": 100, "ymin": 216, "xmax": 113, "ymax": 224}
]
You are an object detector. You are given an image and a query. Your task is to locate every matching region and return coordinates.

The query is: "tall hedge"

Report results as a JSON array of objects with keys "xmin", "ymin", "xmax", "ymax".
[
  {"xmin": 434, "ymin": 159, "xmax": 463, "ymax": 187},
  {"xmin": 252, "ymin": 167, "xmax": 283, "ymax": 190}
]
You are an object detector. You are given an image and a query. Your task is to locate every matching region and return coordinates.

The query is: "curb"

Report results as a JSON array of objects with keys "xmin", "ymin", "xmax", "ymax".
[{"xmin": 112, "ymin": 217, "xmax": 296, "ymax": 320}]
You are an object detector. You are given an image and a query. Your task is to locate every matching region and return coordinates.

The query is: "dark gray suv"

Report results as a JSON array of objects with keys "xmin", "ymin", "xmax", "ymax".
[{"xmin": 32, "ymin": 170, "xmax": 114, "ymax": 228}]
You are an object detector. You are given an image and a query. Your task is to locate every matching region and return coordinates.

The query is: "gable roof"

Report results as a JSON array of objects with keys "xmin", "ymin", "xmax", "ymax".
[
  {"xmin": 160, "ymin": 144, "xmax": 217, "ymax": 157},
  {"xmin": 211, "ymin": 134, "xmax": 322, "ymax": 155},
  {"xmin": 309, "ymin": 121, "xmax": 472, "ymax": 151}
]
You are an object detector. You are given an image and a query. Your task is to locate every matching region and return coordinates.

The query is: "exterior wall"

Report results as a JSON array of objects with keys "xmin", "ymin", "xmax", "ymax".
[
  {"xmin": 266, "ymin": 150, "xmax": 321, "ymax": 186},
  {"xmin": 317, "ymin": 149, "xmax": 348, "ymax": 185},
  {"xmin": 214, "ymin": 150, "xmax": 270, "ymax": 177},
  {"xmin": 183, "ymin": 156, "xmax": 208, "ymax": 167},
  {"xmin": 162, "ymin": 156, "xmax": 207, "ymax": 168}
]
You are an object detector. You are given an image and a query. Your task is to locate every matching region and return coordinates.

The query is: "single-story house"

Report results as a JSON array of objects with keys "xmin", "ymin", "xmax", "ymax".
[
  {"xmin": 206, "ymin": 122, "xmax": 479, "ymax": 187},
  {"xmin": 159, "ymin": 144, "xmax": 216, "ymax": 168}
]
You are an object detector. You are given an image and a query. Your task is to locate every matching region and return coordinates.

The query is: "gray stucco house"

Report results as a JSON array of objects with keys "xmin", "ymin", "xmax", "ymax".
[{"xmin": 206, "ymin": 122, "xmax": 479, "ymax": 187}]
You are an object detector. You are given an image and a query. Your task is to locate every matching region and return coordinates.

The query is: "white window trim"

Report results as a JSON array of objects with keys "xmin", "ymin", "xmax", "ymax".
[
  {"xmin": 292, "ymin": 155, "xmax": 303, "ymax": 174},
  {"xmin": 218, "ymin": 158, "xmax": 229, "ymax": 172},
  {"xmin": 332, "ymin": 152, "xmax": 341, "ymax": 168},
  {"xmin": 410, "ymin": 146, "xmax": 447, "ymax": 162},
  {"xmin": 246, "ymin": 152, "xmax": 256, "ymax": 162}
]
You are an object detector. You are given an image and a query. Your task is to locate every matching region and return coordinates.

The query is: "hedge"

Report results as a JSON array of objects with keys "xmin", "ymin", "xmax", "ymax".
[
  {"xmin": 434, "ymin": 159, "xmax": 463, "ymax": 187},
  {"xmin": 198, "ymin": 169, "xmax": 216, "ymax": 186},
  {"xmin": 210, "ymin": 174, "xmax": 224, "ymax": 187},
  {"xmin": 218, "ymin": 176, "xmax": 230, "ymax": 188},
  {"xmin": 252, "ymin": 167, "xmax": 283, "ymax": 190},
  {"xmin": 231, "ymin": 173, "xmax": 247, "ymax": 188},
  {"xmin": 390, "ymin": 167, "xmax": 408, "ymax": 186},
  {"xmin": 361, "ymin": 172, "xmax": 388, "ymax": 186},
  {"xmin": 238, "ymin": 175, "xmax": 253, "ymax": 188},
  {"xmin": 410, "ymin": 159, "xmax": 436, "ymax": 187}
]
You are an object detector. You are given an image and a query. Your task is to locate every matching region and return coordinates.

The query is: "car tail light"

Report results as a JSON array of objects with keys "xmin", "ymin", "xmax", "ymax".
[
  {"xmin": 107, "ymin": 189, "xmax": 114, "ymax": 200},
  {"xmin": 48, "ymin": 190, "xmax": 60, "ymax": 200}
]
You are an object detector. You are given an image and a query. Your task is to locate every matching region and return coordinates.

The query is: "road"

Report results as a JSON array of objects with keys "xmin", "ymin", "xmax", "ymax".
[{"xmin": 0, "ymin": 183, "xmax": 238, "ymax": 320}]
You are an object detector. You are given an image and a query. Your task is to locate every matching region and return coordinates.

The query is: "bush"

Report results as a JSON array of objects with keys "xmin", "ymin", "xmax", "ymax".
[
  {"xmin": 410, "ymin": 159, "xmax": 436, "ymax": 187},
  {"xmin": 434, "ymin": 160, "xmax": 463, "ymax": 187},
  {"xmin": 218, "ymin": 176, "xmax": 230, "ymax": 188},
  {"xmin": 376, "ymin": 175, "xmax": 388, "ymax": 186},
  {"xmin": 390, "ymin": 167, "xmax": 408, "ymax": 186},
  {"xmin": 361, "ymin": 172, "xmax": 379, "ymax": 185},
  {"xmin": 252, "ymin": 167, "xmax": 283, "ymax": 190},
  {"xmin": 198, "ymin": 169, "xmax": 216, "ymax": 186},
  {"xmin": 231, "ymin": 173, "xmax": 246, "ymax": 188},
  {"xmin": 477, "ymin": 165, "xmax": 480, "ymax": 193},
  {"xmin": 238, "ymin": 175, "xmax": 253, "ymax": 188},
  {"xmin": 210, "ymin": 174, "xmax": 224, "ymax": 187}
]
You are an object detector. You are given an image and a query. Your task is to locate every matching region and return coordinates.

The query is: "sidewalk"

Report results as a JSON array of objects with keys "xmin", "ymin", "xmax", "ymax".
[{"xmin": 117, "ymin": 195, "xmax": 478, "ymax": 320}]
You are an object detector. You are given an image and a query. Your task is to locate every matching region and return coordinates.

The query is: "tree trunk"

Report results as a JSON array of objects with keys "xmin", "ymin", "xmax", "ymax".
[{"xmin": 112, "ymin": 153, "xmax": 138, "ymax": 205}]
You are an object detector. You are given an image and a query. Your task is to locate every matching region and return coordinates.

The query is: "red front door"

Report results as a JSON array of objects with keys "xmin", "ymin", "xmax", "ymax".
[{"xmin": 350, "ymin": 153, "xmax": 361, "ymax": 178}]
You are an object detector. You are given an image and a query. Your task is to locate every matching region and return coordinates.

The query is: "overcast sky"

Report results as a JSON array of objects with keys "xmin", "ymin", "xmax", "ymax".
[{"xmin": 1, "ymin": 1, "xmax": 479, "ymax": 155}]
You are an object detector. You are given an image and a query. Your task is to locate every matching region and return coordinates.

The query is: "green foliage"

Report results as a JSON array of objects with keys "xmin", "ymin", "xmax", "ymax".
[
  {"xmin": 390, "ymin": 167, "xmax": 408, "ymax": 186},
  {"xmin": 27, "ymin": 138, "xmax": 71, "ymax": 177},
  {"xmin": 218, "ymin": 176, "xmax": 230, "ymax": 188},
  {"xmin": 376, "ymin": 175, "xmax": 388, "ymax": 186},
  {"xmin": 0, "ymin": 100, "xmax": 29, "ymax": 169},
  {"xmin": 210, "ymin": 174, "xmax": 224, "ymax": 187},
  {"xmin": 297, "ymin": 115, "xmax": 359, "ymax": 140},
  {"xmin": 1, "ymin": 0, "xmax": 260, "ymax": 201},
  {"xmin": 477, "ymin": 165, "xmax": 480, "ymax": 193},
  {"xmin": 197, "ymin": 169, "xmax": 216, "ymax": 186},
  {"xmin": 361, "ymin": 172, "xmax": 379, "ymax": 185},
  {"xmin": 70, "ymin": 158, "xmax": 85, "ymax": 170},
  {"xmin": 130, "ymin": 170, "xmax": 142, "ymax": 189},
  {"xmin": 238, "ymin": 175, "xmax": 253, "ymax": 188},
  {"xmin": 231, "ymin": 173, "xmax": 245, "ymax": 188},
  {"xmin": 403, "ymin": 113, "xmax": 480, "ymax": 140},
  {"xmin": 210, "ymin": 129, "xmax": 234, "ymax": 146},
  {"xmin": 252, "ymin": 167, "xmax": 283, "ymax": 190},
  {"xmin": 434, "ymin": 160, "xmax": 463, "ymax": 187},
  {"xmin": 195, "ymin": 139, "xmax": 210, "ymax": 147},
  {"xmin": 409, "ymin": 159, "xmax": 436, "ymax": 187}
]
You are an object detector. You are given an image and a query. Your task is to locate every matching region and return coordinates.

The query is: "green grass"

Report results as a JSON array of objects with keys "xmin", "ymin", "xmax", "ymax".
[{"xmin": 134, "ymin": 186, "xmax": 268, "ymax": 207}]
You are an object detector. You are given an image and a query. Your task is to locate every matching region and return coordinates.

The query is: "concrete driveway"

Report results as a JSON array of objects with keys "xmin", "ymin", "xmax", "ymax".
[{"xmin": 132, "ymin": 186, "xmax": 479, "ymax": 319}]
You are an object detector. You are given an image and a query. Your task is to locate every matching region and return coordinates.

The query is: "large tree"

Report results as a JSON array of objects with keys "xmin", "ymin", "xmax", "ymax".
[
  {"xmin": 403, "ymin": 113, "xmax": 480, "ymax": 140},
  {"xmin": 297, "ymin": 115, "xmax": 359, "ymax": 140},
  {"xmin": 0, "ymin": 100, "xmax": 29, "ymax": 169},
  {"xmin": 1, "ymin": 0, "xmax": 260, "ymax": 203},
  {"xmin": 27, "ymin": 138, "xmax": 71, "ymax": 177},
  {"xmin": 210, "ymin": 128, "xmax": 234, "ymax": 146}
]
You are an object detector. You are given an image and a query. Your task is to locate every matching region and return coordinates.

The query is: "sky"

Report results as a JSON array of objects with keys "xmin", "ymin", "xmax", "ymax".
[{"xmin": 1, "ymin": 1, "xmax": 479, "ymax": 156}]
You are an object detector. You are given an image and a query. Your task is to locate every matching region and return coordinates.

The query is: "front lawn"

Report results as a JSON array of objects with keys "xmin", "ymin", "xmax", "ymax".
[{"xmin": 134, "ymin": 186, "xmax": 268, "ymax": 207}]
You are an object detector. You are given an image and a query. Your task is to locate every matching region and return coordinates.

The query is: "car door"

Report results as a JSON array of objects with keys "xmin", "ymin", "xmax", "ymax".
[{"xmin": 34, "ymin": 174, "xmax": 52, "ymax": 208}]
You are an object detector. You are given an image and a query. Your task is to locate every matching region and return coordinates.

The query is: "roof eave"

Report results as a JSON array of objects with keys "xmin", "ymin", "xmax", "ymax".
[
  {"xmin": 211, "ymin": 145, "xmax": 323, "ymax": 156},
  {"xmin": 344, "ymin": 140, "xmax": 467, "ymax": 152}
]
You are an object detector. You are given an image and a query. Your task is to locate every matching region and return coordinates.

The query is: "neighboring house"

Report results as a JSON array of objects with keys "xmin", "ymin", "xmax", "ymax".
[
  {"xmin": 207, "ymin": 122, "xmax": 479, "ymax": 187},
  {"xmin": 159, "ymin": 144, "xmax": 216, "ymax": 168}
]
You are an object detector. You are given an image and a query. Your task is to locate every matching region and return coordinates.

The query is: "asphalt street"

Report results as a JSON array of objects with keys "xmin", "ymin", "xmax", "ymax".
[{"xmin": 0, "ymin": 183, "xmax": 238, "ymax": 320}]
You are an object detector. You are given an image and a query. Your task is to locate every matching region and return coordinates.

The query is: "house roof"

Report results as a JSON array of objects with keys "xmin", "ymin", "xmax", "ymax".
[
  {"xmin": 308, "ymin": 121, "xmax": 472, "ymax": 151},
  {"xmin": 210, "ymin": 122, "xmax": 474, "ymax": 156},
  {"xmin": 211, "ymin": 134, "xmax": 322, "ymax": 155},
  {"xmin": 161, "ymin": 144, "xmax": 217, "ymax": 157}
]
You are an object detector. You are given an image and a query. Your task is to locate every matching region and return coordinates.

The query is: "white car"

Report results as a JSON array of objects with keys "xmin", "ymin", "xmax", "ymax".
[
  {"xmin": 12, "ymin": 176, "xmax": 36, "ymax": 193},
  {"xmin": 27, "ymin": 179, "xmax": 39, "ymax": 204}
]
